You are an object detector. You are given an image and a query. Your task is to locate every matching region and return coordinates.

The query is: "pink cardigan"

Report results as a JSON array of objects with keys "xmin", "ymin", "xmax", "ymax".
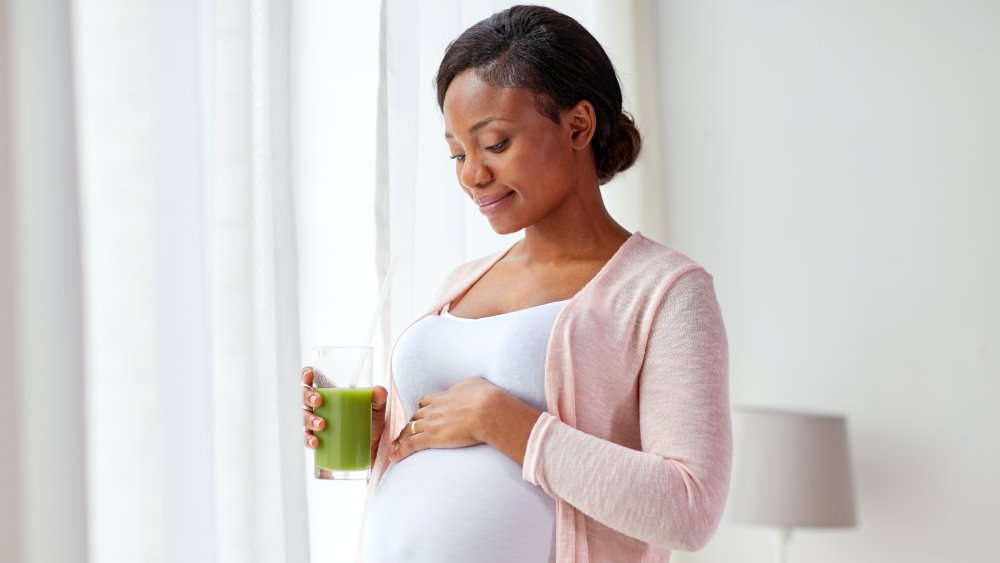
[{"xmin": 368, "ymin": 233, "xmax": 731, "ymax": 562}]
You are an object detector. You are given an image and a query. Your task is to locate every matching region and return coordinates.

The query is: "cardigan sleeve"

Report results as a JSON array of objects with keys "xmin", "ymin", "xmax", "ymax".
[{"xmin": 522, "ymin": 268, "xmax": 732, "ymax": 551}]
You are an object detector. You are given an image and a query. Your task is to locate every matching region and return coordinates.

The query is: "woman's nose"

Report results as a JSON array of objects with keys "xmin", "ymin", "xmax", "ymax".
[{"xmin": 460, "ymin": 153, "xmax": 493, "ymax": 189}]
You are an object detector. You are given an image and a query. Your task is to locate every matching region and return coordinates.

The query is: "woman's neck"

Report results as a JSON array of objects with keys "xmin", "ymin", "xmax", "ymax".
[{"xmin": 515, "ymin": 195, "xmax": 631, "ymax": 265}]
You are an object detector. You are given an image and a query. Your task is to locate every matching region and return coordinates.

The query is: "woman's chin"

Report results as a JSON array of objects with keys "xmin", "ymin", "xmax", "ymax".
[
  {"xmin": 489, "ymin": 217, "xmax": 524, "ymax": 235},
  {"xmin": 486, "ymin": 220, "xmax": 523, "ymax": 236}
]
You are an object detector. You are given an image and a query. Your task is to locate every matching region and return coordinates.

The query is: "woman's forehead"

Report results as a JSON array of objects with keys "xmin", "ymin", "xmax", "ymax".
[{"xmin": 443, "ymin": 72, "xmax": 545, "ymax": 135}]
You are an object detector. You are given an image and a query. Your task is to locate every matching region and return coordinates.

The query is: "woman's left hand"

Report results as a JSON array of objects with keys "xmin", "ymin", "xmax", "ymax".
[{"xmin": 390, "ymin": 377, "xmax": 499, "ymax": 463}]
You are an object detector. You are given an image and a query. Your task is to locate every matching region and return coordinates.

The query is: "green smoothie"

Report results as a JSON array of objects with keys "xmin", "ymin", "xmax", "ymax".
[{"xmin": 314, "ymin": 386, "xmax": 373, "ymax": 472}]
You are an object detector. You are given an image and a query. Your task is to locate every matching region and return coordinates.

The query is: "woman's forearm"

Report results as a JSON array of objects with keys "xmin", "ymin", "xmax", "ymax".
[{"xmin": 480, "ymin": 387, "xmax": 543, "ymax": 466}]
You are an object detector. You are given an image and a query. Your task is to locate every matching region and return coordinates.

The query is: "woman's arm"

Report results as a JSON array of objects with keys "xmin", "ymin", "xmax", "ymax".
[{"xmin": 521, "ymin": 269, "xmax": 732, "ymax": 551}]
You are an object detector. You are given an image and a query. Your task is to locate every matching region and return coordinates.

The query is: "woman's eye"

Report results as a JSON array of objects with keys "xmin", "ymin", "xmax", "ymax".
[
  {"xmin": 487, "ymin": 140, "xmax": 508, "ymax": 152},
  {"xmin": 450, "ymin": 154, "xmax": 466, "ymax": 162}
]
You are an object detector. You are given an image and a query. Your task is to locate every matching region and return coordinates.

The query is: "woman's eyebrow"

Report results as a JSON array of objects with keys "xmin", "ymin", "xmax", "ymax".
[{"xmin": 444, "ymin": 116, "xmax": 513, "ymax": 139}]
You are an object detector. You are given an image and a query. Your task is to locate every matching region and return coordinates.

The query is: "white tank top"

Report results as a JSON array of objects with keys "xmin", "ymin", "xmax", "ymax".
[{"xmin": 362, "ymin": 300, "xmax": 566, "ymax": 563}]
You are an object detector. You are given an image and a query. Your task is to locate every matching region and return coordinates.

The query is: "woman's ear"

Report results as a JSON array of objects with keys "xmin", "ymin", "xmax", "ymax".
[{"xmin": 564, "ymin": 100, "xmax": 597, "ymax": 150}]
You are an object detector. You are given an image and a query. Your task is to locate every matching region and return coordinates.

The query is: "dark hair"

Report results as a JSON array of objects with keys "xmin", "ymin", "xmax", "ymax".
[{"xmin": 435, "ymin": 5, "xmax": 641, "ymax": 185}]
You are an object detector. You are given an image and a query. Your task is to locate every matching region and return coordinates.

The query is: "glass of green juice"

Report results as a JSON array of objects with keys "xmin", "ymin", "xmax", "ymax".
[{"xmin": 311, "ymin": 346, "xmax": 373, "ymax": 480}]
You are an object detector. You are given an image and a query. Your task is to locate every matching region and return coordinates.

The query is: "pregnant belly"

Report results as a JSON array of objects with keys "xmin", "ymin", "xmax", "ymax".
[{"xmin": 362, "ymin": 445, "xmax": 556, "ymax": 563}]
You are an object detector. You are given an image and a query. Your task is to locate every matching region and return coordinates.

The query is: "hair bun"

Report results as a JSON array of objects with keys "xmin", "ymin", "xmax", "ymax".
[{"xmin": 597, "ymin": 111, "xmax": 642, "ymax": 185}]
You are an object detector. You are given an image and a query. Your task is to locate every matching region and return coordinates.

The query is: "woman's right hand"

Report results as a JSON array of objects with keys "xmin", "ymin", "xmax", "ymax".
[{"xmin": 302, "ymin": 367, "xmax": 389, "ymax": 462}]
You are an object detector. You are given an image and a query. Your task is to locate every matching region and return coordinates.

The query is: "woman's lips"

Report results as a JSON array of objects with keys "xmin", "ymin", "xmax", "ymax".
[{"xmin": 475, "ymin": 191, "xmax": 514, "ymax": 215}]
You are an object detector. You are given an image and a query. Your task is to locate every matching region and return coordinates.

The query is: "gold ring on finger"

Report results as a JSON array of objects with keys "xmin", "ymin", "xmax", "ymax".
[{"xmin": 409, "ymin": 420, "xmax": 418, "ymax": 436}]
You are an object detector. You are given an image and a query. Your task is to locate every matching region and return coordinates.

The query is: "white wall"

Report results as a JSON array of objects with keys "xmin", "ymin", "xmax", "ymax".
[{"xmin": 654, "ymin": 2, "xmax": 1000, "ymax": 562}]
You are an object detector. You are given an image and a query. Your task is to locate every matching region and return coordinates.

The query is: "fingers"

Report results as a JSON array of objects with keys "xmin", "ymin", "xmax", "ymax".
[
  {"xmin": 391, "ymin": 418, "xmax": 419, "ymax": 448},
  {"xmin": 303, "ymin": 412, "xmax": 323, "ymax": 449},
  {"xmin": 303, "ymin": 410, "xmax": 325, "ymax": 431},
  {"xmin": 372, "ymin": 385, "xmax": 388, "ymax": 411},
  {"xmin": 303, "ymin": 386, "xmax": 321, "ymax": 410},
  {"xmin": 392, "ymin": 435, "xmax": 425, "ymax": 462},
  {"xmin": 302, "ymin": 366, "xmax": 322, "ymax": 450},
  {"xmin": 391, "ymin": 422, "xmax": 427, "ymax": 463},
  {"xmin": 302, "ymin": 367, "xmax": 321, "ymax": 413},
  {"xmin": 370, "ymin": 387, "xmax": 388, "ymax": 452}
]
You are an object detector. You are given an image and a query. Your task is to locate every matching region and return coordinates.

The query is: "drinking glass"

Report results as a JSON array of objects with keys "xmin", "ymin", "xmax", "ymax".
[{"xmin": 311, "ymin": 346, "xmax": 373, "ymax": 480}]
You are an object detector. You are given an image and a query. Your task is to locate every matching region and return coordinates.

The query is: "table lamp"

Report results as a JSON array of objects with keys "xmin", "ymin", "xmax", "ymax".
[{"xmin": 730, "ymin": 407, "xmax": 857, "ymax": 563}]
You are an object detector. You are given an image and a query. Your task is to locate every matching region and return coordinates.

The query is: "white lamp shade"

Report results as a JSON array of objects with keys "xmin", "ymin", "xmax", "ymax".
[{"xmin": 731, "ymin": 407, "xmax": 857, "ymax": 528}]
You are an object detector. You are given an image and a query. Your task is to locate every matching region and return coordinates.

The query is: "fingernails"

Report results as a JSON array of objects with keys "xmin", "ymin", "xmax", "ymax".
[
  {"xmin": 310, "ymin": 393, "xmax": 319, "ymax": 404},
  {"xmin": 312, "ymin": 418, "xmax": 322, "ymax": 429}
]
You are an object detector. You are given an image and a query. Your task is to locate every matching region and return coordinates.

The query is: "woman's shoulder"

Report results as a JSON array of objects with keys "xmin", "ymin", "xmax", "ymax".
[
  {"xmin": 607, "ymin": 233, "xmax": 710, "ymax": 286},
  {"xmin": 586, "ymin": 234, "xmax": 720, "ymax": 324}
]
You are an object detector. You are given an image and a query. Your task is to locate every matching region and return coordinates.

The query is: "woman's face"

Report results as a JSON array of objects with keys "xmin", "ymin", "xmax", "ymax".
[{"xmin": 442, "ymin": 70, "xmax": 584, "ymax": 235}]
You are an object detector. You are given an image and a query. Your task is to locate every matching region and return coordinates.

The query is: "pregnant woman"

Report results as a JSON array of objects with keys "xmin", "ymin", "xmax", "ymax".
[{"xmin": 303, "ymin": 6, "xmax": 732, "ymax": 562}]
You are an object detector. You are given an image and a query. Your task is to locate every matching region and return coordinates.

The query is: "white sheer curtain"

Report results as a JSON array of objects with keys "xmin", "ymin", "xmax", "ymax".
[
  {"xmin": 291, "ymin": 2, "xmax": 380, "ymax": 562},
  {"xmin": 379, "ymin": 0, "xmax": 667, "ymax": 337},
  {"xmin": 75, "ymin": 0, "xmax": 308, "ymax": 561},
  {"xmin": 2, "ymin": 0, "xmax": 309, "ymax": 562},
  {"xmin": 1, "ymin": 1, "xmax": 88, "ymax": 562}
]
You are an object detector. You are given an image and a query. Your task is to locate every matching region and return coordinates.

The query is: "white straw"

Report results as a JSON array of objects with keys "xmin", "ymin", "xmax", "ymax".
[{"xmin": 349, "ymin": 256, "xmax": 396, "ymax": 387}]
